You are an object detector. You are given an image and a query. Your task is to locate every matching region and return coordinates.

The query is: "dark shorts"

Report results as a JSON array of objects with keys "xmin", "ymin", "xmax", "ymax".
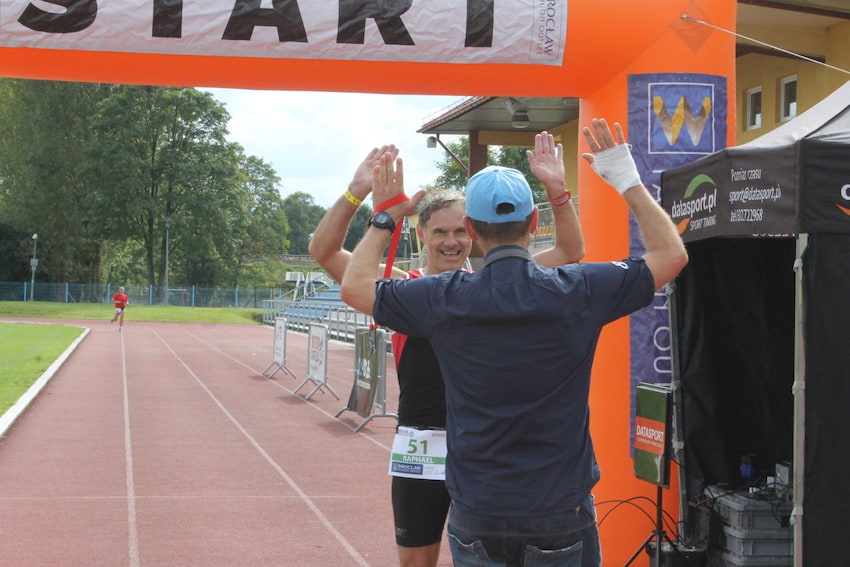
[{"xmin": 392, "ymin": 475, "xmax": 451, "ymax": 547}]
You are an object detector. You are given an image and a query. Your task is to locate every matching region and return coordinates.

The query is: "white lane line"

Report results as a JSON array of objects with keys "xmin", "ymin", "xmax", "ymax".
[
  {"xmin": 121, "ymin": 331, "xmax": 141, "ymax": 567},
  {"xmin": 183, "ymin": 330, "xmax": 392, "ymax": 452},
  {"xmin": 153, "ymin": 330, "xmax": 371, "ymax": 567},
  {"xmin": 0, "ymin": 494, "xmax": 371, "ymax": 502}
]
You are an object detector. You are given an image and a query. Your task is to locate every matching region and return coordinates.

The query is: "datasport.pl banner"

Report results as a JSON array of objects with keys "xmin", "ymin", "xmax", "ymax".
[{"xmin": 0, "ymin": 0, "xmax": 567, "ymax": 65}]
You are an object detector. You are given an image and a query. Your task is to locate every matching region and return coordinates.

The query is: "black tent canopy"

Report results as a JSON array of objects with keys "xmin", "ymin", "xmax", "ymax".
[{"xmin": 661, "ymin": 80, "xmax": 850, "ymax": 567}]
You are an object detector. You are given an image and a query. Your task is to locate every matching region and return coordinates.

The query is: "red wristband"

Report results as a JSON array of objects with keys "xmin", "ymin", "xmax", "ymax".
[
  {"xmin": 551, "ymin": 190, "xmax": 572, "ymax": 206},
  {"xmin": 375, "ymin": 193, "xmax": 409, "ymax": 213},
  {"xmin": 372, "ymin": 193, "xmax": 409, "ymax": 282}
]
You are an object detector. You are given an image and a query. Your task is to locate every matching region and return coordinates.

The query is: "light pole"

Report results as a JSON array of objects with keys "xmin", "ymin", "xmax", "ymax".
[
  {"xmin": 29, "ymin": 233, "xmax": 38, "ymax": 302},
  {"xmin": 163, "ymin": 218, "xmax": 169, "ymax": 306}
]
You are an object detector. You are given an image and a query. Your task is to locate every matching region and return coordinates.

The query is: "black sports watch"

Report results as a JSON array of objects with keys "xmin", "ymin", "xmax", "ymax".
[{"xmin": 369, "ymin": 211, "xmax": 396, "ymax": 232}]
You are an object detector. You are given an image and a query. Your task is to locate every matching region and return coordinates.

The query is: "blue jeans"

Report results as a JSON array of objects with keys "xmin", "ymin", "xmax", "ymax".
[{"xmin": 447, "ymin": 494, "xmax": 601, "ymax": 567}]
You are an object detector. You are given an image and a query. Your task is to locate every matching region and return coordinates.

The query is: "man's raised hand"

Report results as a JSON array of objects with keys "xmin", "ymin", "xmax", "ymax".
[
  {"xmin": 372, "ymin": 152, "xmax": 424, "ymax": 220},
  {"xmin": 350, "ymin": 144, "xmax": 398, "ymax": 201},
  {"xmin": 527, "ymin": 131, "xmax": 566, "ymax": 194},
  {"xmin": 581, "ymin": 119, "xmax": 642, "ymax": 195}
]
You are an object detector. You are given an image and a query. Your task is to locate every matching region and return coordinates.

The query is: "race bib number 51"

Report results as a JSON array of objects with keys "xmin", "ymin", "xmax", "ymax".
[{"xmin": 388, "ymin": 427, "xmax": 447, "ymax": 480}]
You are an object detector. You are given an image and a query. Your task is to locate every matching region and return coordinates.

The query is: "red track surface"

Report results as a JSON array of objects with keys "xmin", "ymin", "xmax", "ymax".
[{"xmin": 0, "ymin": 319, "xmax": 452, "ymax": 566}]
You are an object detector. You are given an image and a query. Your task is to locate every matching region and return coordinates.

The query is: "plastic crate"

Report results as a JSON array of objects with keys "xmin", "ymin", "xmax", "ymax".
[
  {"xmin": 719, "ymin": 551, "xmax": 792, "ymax": 567},
  {"xmin": 719, "ymin": 525, "xmax": 792, "ymax": 557},
  {"xmin": 705, "ymin": 487, "xmax": 791, "ymax": 530}
]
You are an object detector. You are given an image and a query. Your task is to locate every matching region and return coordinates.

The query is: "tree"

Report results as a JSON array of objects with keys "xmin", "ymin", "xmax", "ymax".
[
  {"xmin": 427, "ymin": 138, "xmax": 549, "ymax": 204},
  {"xmin": 343, "ymin": 203, "xmax": 373, "ymax": 251},
  {"xmin": 493, "ymin": 145, "xmax": 547, "ymax": 204},
  {"xmin": 86, "ymin": 86, "xmax": 248, "ymax": 288},
  {"xmin": 282, "ymin": 192, "xmax": 325, "ymax": 255},
  {"xmin": 232, "ymin": 155, "xmax": 291, "ymax": 286},
  {"xmin": 100, "ymin": 239, "xmax": 148, "ymax": 286},
  {"xmin": 241, "ymin": 155, "xmax": 290, "ymax": 257},
  {"xmin": 0, "ymin": 79, "xmax": 113, "ymax": 283},
  {"xmin": 429, "ymin": 137, "xmax": 474, "ymax": 191},
  {"xmin": 0, "ymin": 223, "xmax": 31, "ymax": 281},
  {"xmin": 0, "ymin": 81, "xmax": 286, "ymax": 289}
]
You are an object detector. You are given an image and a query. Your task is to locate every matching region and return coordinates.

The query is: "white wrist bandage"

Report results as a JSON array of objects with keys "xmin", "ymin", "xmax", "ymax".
[{"xmin": 590, "ymin": 144, "xmax": 642, "ymax": 195}]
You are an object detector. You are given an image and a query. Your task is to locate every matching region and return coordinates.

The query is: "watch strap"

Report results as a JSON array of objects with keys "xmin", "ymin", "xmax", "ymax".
[{"xmin": 369, "ymin": 212, "xmax": 396, "ymax": 232}]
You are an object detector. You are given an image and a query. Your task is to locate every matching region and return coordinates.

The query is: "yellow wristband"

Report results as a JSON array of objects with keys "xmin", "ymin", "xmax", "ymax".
[{"xmin": 344, "ymin": 190, "xmax": 362, "ymax": 207}]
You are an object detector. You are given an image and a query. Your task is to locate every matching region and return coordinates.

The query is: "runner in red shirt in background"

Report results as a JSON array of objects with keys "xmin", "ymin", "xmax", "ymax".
[{"xmin": 111, "ymin": 286, "xmax": 129, "ymax": 331}]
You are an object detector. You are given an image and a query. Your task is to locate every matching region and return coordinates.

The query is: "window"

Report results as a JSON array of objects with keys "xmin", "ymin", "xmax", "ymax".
[
  {"xmin": 747, "ymin": 86, "xmax": 762, "ymax": 130},
  {"xmin": 780, "ymin": 75, "xmax": 797, "ymax": 121}
]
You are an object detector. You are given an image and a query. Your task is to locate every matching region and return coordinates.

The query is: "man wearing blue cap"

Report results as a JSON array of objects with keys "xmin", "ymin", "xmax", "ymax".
[
  {"xmin": 340, "ymin": 119, "xmax": 688, "ymax": 566},
  {"xmin": 311, "ymin": 134, "xmax": 583, "ymax": 567}
]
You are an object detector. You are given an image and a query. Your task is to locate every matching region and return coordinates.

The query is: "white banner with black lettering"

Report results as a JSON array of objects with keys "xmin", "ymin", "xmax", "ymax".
[{"xmin": 0, "ymin": 1, "xmax": 567, "ymax": 65}]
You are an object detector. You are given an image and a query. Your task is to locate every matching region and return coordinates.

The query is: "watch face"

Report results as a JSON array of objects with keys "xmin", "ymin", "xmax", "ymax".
[{"xmin": 370, "ymin": 211, "xmax": 396, "ymax": 231}]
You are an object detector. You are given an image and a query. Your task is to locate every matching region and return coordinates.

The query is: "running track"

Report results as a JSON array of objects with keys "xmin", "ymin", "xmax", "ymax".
[{"xmin": 0, "ymin": 319, "xmax": 452, "ymax": 566}]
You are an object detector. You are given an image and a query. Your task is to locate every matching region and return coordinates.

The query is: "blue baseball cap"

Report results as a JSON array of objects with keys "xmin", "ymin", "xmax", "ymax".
[{"xmin": 465, "ymin": 166, "xmax": 534, "ymax": 223}]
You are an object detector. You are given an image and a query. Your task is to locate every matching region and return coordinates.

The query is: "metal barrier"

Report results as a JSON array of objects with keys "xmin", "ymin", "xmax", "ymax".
[
  {"xmin": 263, "ymin": 271, "xmax": 383, "ymax": 345},
  {"xmin": 263, "ymin": 299, "xmax": 371, "ymax": 343}
]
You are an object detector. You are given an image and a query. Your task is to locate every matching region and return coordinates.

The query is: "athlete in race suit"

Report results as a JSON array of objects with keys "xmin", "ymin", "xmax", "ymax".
[
  {"xmin": 391, "ymin": 270, "xmax": 446, "ymax": 431},
  {"xmin": 389, "ymin": 268, "xmax": 451, "ymax": 552},
  {"xmin": 309, "ymin": 134, "xmax": 583, "ymax": 567}
]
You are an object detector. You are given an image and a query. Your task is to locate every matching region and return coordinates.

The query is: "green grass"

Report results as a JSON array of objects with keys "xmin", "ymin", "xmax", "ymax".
[
  {"xmin": 0, "ymin": 302, "xmax": 265, "ymax": 416},
  {"xmin": 0, "ymin": 301, "xmax": 264, "ymax": 325},
  {"xmin": 0, "ymin": 323, "xmax": 84, "ymax": 415}
]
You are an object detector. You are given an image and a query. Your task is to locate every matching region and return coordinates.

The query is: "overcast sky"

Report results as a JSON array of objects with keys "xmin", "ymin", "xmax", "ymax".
[{"xmin": 202, "ymin": 88, "xmax": 465, "ymax": 209}]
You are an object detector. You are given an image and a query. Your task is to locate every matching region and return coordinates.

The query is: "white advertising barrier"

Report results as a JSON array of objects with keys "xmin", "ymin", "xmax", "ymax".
[
  {"xmin": 262, "ymin": 317, "xmax": 294, "ymax": 379},
  {"xmin": 293, "ymin": 323, "xmax": 339, "ymax": 400}
]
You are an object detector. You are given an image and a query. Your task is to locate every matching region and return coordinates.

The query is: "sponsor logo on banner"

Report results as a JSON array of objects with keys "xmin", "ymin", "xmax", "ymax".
[
  {"xmin": 0, "ymin": 0, "xmax": 567, "ymax": 65},
  {"xmin": 634, "ymin": 416, "xmax": 666, "ymax": 457},
  {"xmin": 356, "ymin": 357, "xmax": 372, "ymax": 390},
  {"xmin": 669, "ymin": 173, "xmax": 718, "ymax": 234},
  {"xmin": 648, "ymin": 82, "xmax": 719, "ymax": 155},
  {"xmin": 532, "ymin": 0, "xmax": 564, "ymax": 60},
  {"xmin": 652, "ymin": 94, "xmax": 711, "ymax": 148},
  {"xmin": 391, "ymin": 462, "xmax": 423, "ymax": 475},
  {"xmin": 838, "ymin": 184, "xmax": 850, "ymax": 216}
]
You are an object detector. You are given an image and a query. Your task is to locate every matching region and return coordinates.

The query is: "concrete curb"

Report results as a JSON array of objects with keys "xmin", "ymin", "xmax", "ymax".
[{"xmin": 0, "ymin": 321, "xmax": 90, "ymax": 437}]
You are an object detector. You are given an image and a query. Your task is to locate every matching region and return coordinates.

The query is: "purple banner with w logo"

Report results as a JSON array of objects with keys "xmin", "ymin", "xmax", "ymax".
[{"xmin": 627, "ymin": 73, "xmax": 728, "ymax": 446}]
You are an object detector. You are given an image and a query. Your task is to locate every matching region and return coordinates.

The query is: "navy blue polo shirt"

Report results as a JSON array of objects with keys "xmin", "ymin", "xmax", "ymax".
[{"xmin": 373, "ymin": 245, "xmax": 654, "ymax": 517}]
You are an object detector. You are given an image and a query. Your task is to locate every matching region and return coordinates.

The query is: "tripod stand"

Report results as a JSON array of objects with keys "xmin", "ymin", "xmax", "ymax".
[{"xmin": 624, "ymin": 484, "xmax": 678, "ymax": 567}]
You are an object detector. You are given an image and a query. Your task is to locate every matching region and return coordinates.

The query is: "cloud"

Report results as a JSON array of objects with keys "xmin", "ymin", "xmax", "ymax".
[{"xmin": 202, "ymin": 88, "xmax": 463, "ymax": 208}]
